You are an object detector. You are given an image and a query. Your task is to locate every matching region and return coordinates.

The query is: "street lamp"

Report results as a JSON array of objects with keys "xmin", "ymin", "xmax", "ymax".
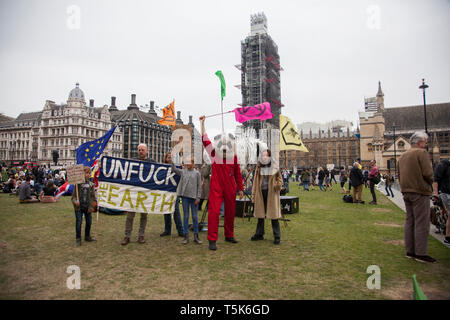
[
  {"xmin": 392, "ymin": 123, "xmax": 397, "ymax": 178},
  {"xmin": 419, "ymin": 79, "xmax": 429, "ymax": 150}
]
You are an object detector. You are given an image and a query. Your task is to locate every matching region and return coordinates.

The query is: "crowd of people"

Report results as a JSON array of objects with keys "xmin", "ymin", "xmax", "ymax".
[
  {"xmin": 1, "ymin": 164, "xmax": 67, "ymax": 202},
  {"xmin": 1, "ymin": 129, "xmax": 448, "ymax": 262}
]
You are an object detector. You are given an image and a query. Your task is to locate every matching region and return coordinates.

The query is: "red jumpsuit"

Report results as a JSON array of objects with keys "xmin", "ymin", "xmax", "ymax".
[{"xmin": 202, "ymin": 134, "xmax": 243, "ymax": 241}]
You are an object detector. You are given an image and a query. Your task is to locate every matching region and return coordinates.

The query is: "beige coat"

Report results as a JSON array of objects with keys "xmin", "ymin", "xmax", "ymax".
[{"xmin": 251, "ymin": 167, "xmax": 282, "ymax": 219}]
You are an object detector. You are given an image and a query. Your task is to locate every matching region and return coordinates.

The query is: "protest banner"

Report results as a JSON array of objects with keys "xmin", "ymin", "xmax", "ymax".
[{"xmin": 97, "ymin": 156, "xmax": 181, "ymax": 214}]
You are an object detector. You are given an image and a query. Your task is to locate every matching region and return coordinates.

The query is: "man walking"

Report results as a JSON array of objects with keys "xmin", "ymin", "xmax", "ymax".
[
  {"xmin": 368, "ymin": 160, "xmax": 379, "ymax": 204},
  {"xmin": 398, "ymin": 132, "xmax": 435, "ymax": 263},
  {"xmin": 121, "ymin": 144, "xmax": 155, "ymax": 245},
  {"xmin": 432, "ymin": 158, "xmax": 450, "ymax": 245}
]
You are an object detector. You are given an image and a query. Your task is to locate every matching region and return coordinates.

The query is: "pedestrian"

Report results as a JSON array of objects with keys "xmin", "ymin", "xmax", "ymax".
[
  {"xmin": 121, "ymin": 144, "xmax": 155, "ymax": 245},
  {"xmin": 350, "ymin": 162, "xmax": 364, "ymax": 204},
  {"xmin": 398, "ymin": 131, "xmax": 435, "ymax": 263},
  {"xmin": 71, "ymin": 166, "xmax": 96, "ymax": 246},
  {"xmin": 160, "ymin": 152, "xmax": 184, "ymax": 238},
  {"xmin": 171, "ymin": 155, "xmax": 203, "ymax": 244},
  {"xmin": 331, "ymin": 169, "xmax": 337, "ymax": 184},
  {"xmin": 368, "ymin": 160, "xmax": 379, "ymax": 204},
  {"xmin": 339, "ymin": 166, "xmax": 348, "ymax": 193},
  {"xmin": 363, "ymin": 168, "xmax": 369, "ymax": 188},
  {"xmin": 318, "ymin": 167, "xmax": 326, "ymax": 191},
  {"xmin": 432, "ymin": 158, "xmax": 450, "ymax": 245},
  {"xmin": 310, "ymin": 168, "xmax": 316, "ymax": 190},
  {"xmin": 300, "ymin": 168, "xmax": 310, "ymax": 191},
  {"xmin": 251, "ymin": 149, "xmax": 283, "ymax": 245},
  {"xmin": 384, "ymin": 172, "xmax": 394, "ymax": 197}
]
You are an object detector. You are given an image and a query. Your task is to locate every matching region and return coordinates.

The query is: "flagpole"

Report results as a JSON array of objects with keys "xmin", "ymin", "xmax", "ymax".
[
  {"xmin": 204, "ymin": 110, "xmax": 234, "ymax": 119},
  {"xmin": 221, "ymin": 99, "xmax": 224, "ymax": 133}
]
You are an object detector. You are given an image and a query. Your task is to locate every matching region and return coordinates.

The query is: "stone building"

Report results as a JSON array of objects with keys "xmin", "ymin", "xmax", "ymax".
[
  {"xmin": 359, "ymin": 82, "xmax": 450, "ymax": 173},
  {"xmin": 0, "ymin": 83, "xmax": 122, "ymax": 167},
  {"xmin": 280, "ymin": 122, "xmax": 360, "ymax": 169}
]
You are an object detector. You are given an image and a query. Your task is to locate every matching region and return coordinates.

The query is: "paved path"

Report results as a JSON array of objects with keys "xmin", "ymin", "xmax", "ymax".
[{"xmin": 377, "ymin": 181, "xmax": 449, "ymax": 249}]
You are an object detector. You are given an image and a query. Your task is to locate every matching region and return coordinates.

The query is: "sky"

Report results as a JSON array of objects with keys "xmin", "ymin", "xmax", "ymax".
[{"xmin": 0, "ymin": 0, "xmax": 449, "ymax": 137}]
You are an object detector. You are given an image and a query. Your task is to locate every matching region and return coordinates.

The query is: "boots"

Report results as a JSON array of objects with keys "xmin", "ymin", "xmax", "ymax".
[
  {"xmin": 121, "ymin": 237, "xmax": 130, "ymax": 246},
  {"xmin": 194, "ymin": 233, "xmax": 202, "ymax": 244},
  {"xmin": 182, "ymin": 234, "xmax": 189, "ymax": 244},
  {"xmin": 209, "ymin": 240, "xmax": 217, "ymax": 251}
]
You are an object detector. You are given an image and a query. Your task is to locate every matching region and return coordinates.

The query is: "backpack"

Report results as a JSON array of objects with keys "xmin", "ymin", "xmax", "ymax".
[
  {"xmin": 343, "ymin": 195, "xmax": 353, "ymax": 203},
  {"xmin": 79, "ymin": 183, "xmax": 91, "ymax": 212}
]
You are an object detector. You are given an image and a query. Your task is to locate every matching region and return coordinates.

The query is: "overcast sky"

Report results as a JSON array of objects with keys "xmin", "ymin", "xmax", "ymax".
[{"xmin": 0, "ymin": 0, "xmax": 449, "ymax": 136}]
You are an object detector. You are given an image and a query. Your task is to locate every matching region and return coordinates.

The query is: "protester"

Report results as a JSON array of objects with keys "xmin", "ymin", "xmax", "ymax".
[
  {"xmin": 160, "ymin": 152, "xmax": 184, "ymax": 238},
  {"xmin": 199, "ymin": 115, "xmax": 244, "ymax": 251},
  {"xmin": 199, "ymin": 162, "xmax": 211, "ymax": 211},
  {"xmin": 171, "ymin": 156, "xmax": 203, "ymax": 244},
  {"xmin": 368, "ymin": 160, "xmax": 379, "ymax": 204},
  {"xmin": 18, "ymin": 176, "xmax": 39, "ymax": 203},
  {"xmin": 384, "ymin": 172, "xmax": 394, "ymax": 197},
  {"xmin": 398, "ymin": 131, "xmax": 435, "ymax": 263},
  {"xmin": 71, "ymin": 166, "xmax": 96, "ymax": 246},
  {"xmin": 121, "ymin": 143, "xmax": 155, "ymax": 245},
  {"xmin": 251, "ymin": 149, "xmax": 283, "ymax": 245},
  {"xmin": 432, "ymin": 158, "xmax": 450, "ymax": 245},
  {"xmin": 350, "ymin": 162, "xmax": 364, "ymax": 203}
]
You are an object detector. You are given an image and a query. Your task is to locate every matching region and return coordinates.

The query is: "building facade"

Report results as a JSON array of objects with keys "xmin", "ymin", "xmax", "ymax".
[
  {"xmin": 359, "ymin": 82, "xmax": 450, "ymax": 173},
  {"xmin": 0, "ymin": 83, "xmax": 202, "ymax": 167},
  {"xmin": 238, "ymin": 12, "xmax": 283, "ymax": 133},
  {"xmin": 0, "ymin": 83, "xmax": 122, "ymax": 167},
  {"xmin": 280, "ymin": 122, "xmax": 360, "ymax": 169}
]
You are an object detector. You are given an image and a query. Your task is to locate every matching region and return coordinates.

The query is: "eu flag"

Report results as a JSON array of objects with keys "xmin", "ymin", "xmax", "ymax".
[{"xmin": 76, "ymin": 126, "xmax": 116, "ymax": 167}]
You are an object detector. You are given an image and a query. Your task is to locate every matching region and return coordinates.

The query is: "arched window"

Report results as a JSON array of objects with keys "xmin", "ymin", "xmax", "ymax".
[
  {"xmin": 367, "ymin": 143, "xmax": 373, "ymax": 152},
  {"xmin": 398, "ymin": 141, "xmax": 405, "ymax": 149}
]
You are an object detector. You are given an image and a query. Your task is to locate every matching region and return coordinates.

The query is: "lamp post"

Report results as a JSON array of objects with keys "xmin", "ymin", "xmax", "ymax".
[
  {"xmin": 392, "ymin": 123, "xmax": 397, "ymax": 178},
  {"xmin": 418, "ymin": 78, "xmax": 429, "ymax": 151}
]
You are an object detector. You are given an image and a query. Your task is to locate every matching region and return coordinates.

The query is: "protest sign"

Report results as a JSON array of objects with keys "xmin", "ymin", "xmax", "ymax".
[
  {"xmin": 66, "ymin": 165, "xmax": 86, "ymax": 185},
  {"xmin": 97, "ymin": 156, "xmax": 181, "ymax": 214}
]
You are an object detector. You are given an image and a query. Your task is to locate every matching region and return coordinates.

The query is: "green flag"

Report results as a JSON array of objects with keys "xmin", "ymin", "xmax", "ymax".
[
  {"xmin": 412, "ymin": 274, "xmax": 428, "ymax": 300},
  {"xmin": 215, "ymin": 70, "xmax": 226, "ymax": 101}
]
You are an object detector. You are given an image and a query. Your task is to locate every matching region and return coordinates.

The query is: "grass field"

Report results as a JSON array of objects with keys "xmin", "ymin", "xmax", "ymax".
[{"xmin": 0, "ymin": 182, "xmax": 449, "ymax": 300}]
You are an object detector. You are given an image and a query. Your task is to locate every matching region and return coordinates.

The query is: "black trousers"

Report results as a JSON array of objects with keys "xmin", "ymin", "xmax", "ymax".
[
  {"xmin": 254, "ymin": 189, "xmax": 281, "ymax": 239},
  {"xmin": 370, "ymin": 180, "xmax": 377, "ymax": 203}
]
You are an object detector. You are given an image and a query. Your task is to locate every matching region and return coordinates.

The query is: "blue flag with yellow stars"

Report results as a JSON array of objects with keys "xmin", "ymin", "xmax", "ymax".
[{"xmin": 76, "ymin": 126, "xmax": 116, "ymax": 167}]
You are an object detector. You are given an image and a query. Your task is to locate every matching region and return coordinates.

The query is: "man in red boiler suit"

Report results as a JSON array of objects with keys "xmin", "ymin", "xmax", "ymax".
[{"xmin": 199, "ymin": 116, "xmax": 244, "ymax": 251}]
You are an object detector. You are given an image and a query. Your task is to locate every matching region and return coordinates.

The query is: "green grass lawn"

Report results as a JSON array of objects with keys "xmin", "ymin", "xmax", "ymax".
[{"xmin": 0, "ymin": 182, "xmax": 449, "ymax": 299}]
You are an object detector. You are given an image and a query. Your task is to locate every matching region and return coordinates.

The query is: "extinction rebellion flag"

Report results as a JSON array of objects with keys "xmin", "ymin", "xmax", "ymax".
[{"xmin": 98, "ymin": 156, "xmax": 181, "ymax": 214}]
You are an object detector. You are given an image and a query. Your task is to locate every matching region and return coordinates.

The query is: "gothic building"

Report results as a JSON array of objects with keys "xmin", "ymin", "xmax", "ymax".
[{"xmin": 359, "ymin": 82, "xmax": 450, "ymax": 173}]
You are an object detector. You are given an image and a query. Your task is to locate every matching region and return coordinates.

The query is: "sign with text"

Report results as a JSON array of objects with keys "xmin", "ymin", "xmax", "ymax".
[
  {"xmin": 66, "ymin": 165, "xmax": 86, "ymax": 185},
  {"xmin": 97, "ymin": 156, "xmax": 181, "ymax": 214}
]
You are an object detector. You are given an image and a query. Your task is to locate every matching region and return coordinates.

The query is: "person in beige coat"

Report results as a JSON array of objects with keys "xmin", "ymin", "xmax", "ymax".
[{"xmin": 251, "ymin": 149, "xmax": 283, "ymax": 244}]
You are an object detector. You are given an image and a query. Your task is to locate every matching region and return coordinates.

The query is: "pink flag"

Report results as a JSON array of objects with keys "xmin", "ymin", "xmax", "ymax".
[{"xmin": 233, "ymin": 102, "xmax": 273, "ymax": 123}]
